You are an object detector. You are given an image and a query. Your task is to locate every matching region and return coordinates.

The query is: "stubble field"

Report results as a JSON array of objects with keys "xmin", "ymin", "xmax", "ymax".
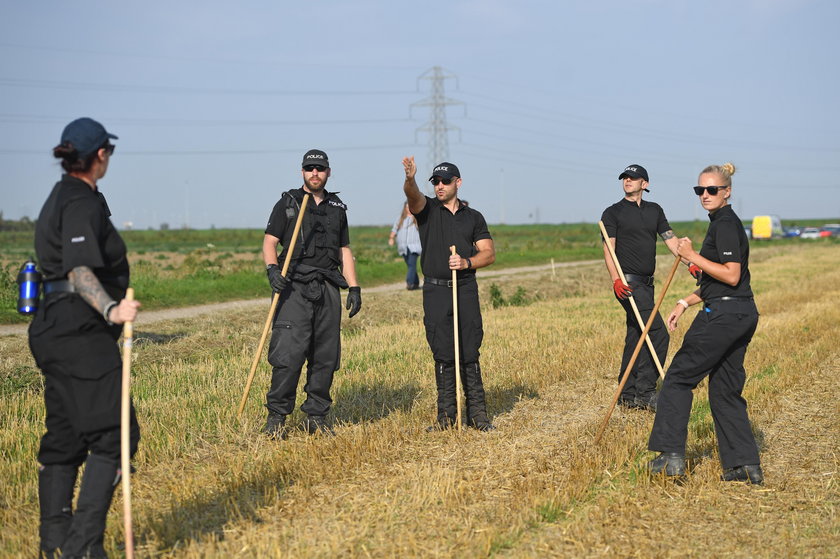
[{"xmin": 0, "ymin": 243, "xmax": 838, "ymax": 558}]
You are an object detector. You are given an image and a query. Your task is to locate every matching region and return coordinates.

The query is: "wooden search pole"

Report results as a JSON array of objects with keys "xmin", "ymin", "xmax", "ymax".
[
  {"xmin": 598, "ymin": 220, "xmax": 666, "ymax": 379},
  {"xmin": 594, "ymin": 254, "xmax": 681, "ymax": 443},
  {"xmin": 450, "ymin": 246, "xmax": 463, "ymax": 431},
  {"xmin": 237, "ymin": 193, "xmax": 310, "ymax": 419},
  {"xmin": 120, "ymin": 287, "xmax": 135, "ymax": 559}
]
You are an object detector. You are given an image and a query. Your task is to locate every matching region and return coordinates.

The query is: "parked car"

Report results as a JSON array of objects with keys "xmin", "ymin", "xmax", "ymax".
[
  {"xmin": 820, "ymin": 224, "xmax": 840, "ymax": 237},
  {"xmin": 783, "ymin": 227, "xmax": 801, "ymax": 237},
  {"xmin": 800, "ymin": 227, "xmax": 822, "ymax": 239}
]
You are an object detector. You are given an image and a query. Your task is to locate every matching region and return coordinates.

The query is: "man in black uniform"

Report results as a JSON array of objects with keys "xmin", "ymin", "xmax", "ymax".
[
  {"xmin": 262, "ymin": 149, "xmax": 361, "ymax": 438},
  {"xmin": 31, "ymin": 117, "xmax": 141, "ymax": 558},
  {"xmin": 401, "ymin": 156, "xmax": 496, "ymax": 431},
  {"xmin": 601, "ymin": 164, "xmax": 683, "ymax": 411}
]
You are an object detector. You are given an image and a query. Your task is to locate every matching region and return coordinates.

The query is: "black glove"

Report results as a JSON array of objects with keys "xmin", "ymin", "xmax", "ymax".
[
  {"xmin": 346, "ymin": 286, "xmax": 362, "ymax": 318},
  {"xmin": 266, "ymin": 264, "xmax": 288, "ymax": 293}
]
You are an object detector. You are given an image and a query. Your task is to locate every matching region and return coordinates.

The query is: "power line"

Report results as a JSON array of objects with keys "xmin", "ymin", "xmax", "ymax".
[
  {"xmin": 0, "ymin": 77, "xmax": 415, "ymax": 97},
  {"xmin": 0, "ymin": 113, "xmax": 414, "ymax": 127},
  {"xmin": 0, "ymin": 143, "xmax": 419, "ymax": 156}
]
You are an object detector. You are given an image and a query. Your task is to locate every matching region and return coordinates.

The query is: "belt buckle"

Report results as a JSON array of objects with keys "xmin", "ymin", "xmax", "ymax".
[{"xmin": 446, "ymin": 279, "xmax": 453, "ymax": 288}]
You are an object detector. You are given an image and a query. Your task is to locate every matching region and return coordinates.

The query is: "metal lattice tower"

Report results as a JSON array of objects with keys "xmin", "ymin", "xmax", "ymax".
[{"xmin": 411, "ymin": 66, "xmax": 464, "ymax": 193}]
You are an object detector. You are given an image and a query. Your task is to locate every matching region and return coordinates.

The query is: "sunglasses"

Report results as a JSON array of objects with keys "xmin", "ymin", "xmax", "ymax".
[
  {"xmin": 693, "ymin": 186, "xmax": 726, "ymax": 196},
  {"xmin": 429, "ymin": 177, "xmax": 454, "ymax": 186},
  {"xmin": 103, "ymin": 143, "xmax": 115, "ymax": 155},
  {"xmin": 303, "ymin": 164, "xmax": 327, "ymax": 172}
]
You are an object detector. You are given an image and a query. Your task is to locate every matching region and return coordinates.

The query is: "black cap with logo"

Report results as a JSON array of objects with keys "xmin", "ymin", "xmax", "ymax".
[
  {"xmin": 428, "ymin": 162, "xmax": 461, "ymax": 181},
  {"xmin": 302, "ymin": 149, "xmax": 329, "ymax": 168},
  {"xmin": 618, "ymin": 164, "xmax": 650, "ymax": 192}
]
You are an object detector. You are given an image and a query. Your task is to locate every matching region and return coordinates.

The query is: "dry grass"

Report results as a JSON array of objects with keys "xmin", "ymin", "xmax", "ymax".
[{"xmin": 1, "ymin": 245, "xmax": 838, "ymax": 558}]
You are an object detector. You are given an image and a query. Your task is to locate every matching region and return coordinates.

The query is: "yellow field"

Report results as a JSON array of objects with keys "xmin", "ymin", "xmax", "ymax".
[{"xmin": 1, "ymin": 244, "xmax": 837, "ymax": 557}]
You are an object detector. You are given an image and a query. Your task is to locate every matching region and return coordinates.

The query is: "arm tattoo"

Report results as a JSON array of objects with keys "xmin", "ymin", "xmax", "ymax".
[
  {"xmin": 68, "ymin": 266, "xmax": 115, "ymax": 314},
  {"xmin": 661, "ymin": 230, "xmax": 675, "ymax": 240}
]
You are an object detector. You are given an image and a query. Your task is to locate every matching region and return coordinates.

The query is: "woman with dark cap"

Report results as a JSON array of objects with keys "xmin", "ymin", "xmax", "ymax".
[
  {"xmin": 648, "ymin": 162, "xmax": 763, "ymax": 484},
  {"xmin": 30, "ymin": 117, "xmax": 141, "ymax": 557}
]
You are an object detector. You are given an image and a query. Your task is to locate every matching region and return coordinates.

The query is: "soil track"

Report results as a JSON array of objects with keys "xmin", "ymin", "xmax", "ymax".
[{"xmin": 0, "ymin": 260, "xmax": 596, "ymax": 337}]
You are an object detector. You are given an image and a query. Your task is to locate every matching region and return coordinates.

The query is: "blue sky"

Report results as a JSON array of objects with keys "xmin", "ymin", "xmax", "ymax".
[{"xmin": 2, "ymin": 0, "xmax": 838, "ymax": 229}]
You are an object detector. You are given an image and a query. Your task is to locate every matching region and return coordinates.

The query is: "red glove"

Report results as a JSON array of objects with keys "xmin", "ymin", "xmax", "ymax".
[
  {"xmin": 688, "ymin": 263, "xmax": 702, "ymax": 284},
  {"xmin": 613, "ymin": 278, "xmax": 633, "ymax": 299}
]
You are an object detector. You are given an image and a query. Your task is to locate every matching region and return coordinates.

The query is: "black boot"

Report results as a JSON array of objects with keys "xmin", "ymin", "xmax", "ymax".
[
  {"xmin": 648, "ymin": 452, "xmax": 686, "ymax": 477},
  {"xmin": 428, "ymin": 362, "xmax": 456, "ymax": 430},
  {"xmin": 462, "ymin": 362, "xmax": 495, "ymax": 431},
  {"xmin": 39, "ymin": 463, "xmax": 79, "ymax": 558},
  {"xmin": 721, "ymin": 464, "xmax": 763, "ymax": 485},
  {"xmin": 60, "ymin": 454, "xmax": 119, "ymax": 559},
  {"xmin": 634, "ymin": 391, "xmax": 658, "ymax": 412},
  {"xmin": 302, "ymin": 415, "xmax": 334, "ymax": 435},
  {"xmin": 263, "ymin": 413, "xmax": 287, "ymax": 440}
]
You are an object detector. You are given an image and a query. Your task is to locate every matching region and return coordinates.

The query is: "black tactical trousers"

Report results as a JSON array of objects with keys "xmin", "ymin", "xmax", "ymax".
[
  {"xmin": 649, "ymin": 299, "xmax": 761, "ymax": 469},
  {"xmin": 266, "ymin": 280, "xmax": 341, "ymax": 417},
  {"xmin": 617, "ymin": 280, "xmax": 669, "ymax": 399},
  {"xmin": 423, "ymin": 279, "xmax": 489, "ymax": 425},
  {"xmin": 29, "ymin": 294, "xmax": 140, "ymax": 466}
]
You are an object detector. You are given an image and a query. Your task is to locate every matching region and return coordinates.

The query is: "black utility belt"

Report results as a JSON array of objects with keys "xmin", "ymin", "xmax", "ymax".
[
  {"xmin": 625, "ymin": 274, "xmax": 654, "ymax": 286},
  {"xmin": 424, "ymin": 275, "xmax": 476, "ymax": 288},
  {"xmin": 704, "ymin": 296, "xmax": 753, "ymax": 303},
  {"xmin": 43, "ymin": 280, "xmax": 75, "ymax": 295}
]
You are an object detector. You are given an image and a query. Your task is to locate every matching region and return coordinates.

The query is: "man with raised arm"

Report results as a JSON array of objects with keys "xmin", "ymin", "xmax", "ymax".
[{"xmin": 402, "ymin": 156, "xmax": 496, "ymax": 431}]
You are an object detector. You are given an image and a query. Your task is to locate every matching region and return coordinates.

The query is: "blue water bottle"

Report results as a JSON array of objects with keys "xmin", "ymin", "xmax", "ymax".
[{"xmin": 17, "ymin": 260, "xmax": 41, "ymax": 315}]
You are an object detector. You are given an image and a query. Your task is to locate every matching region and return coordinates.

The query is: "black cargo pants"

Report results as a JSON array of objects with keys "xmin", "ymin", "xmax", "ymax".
[
  {"xmin": 617, "ymin": 279, "xmax": 669, "ymax": 399},
  {"xmin": 266, "ymin": 279, "xmax": 341, "ymax": 417},
  {"xmin": 648, "ymin": 298, "xmax": 761, "ymax": 469},
  {"xmin": 29, "ymin": 294, "xmax": 140, "ymax": 466}
]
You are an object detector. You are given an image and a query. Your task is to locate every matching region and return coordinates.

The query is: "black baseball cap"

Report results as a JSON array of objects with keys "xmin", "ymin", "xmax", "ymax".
[
  {"xmin": 302, "ymin": 149, "xmax": 329, "ymax": 168},
  {"xmin": 618, "ymin": 164, "xmax": 648, "ymax": 182},
  {"xmin": 428, "ymin": 162, "xmax": 461, "ymax": 181},
  {"xmin": 60, "ymin": 118, "xmax": 118, "ymax": 158}
]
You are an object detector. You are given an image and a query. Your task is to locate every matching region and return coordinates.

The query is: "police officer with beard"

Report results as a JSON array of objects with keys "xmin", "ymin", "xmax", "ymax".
[
  {"xmin": 30, "ymin": 118, "xmax": 141, "ymax": 558},
  {"xmin": 262, "ymin": 149, "xmax": 361, "ymax": 438},
  {"xmin": 401, "ymin": 156, "xmax": 496, "ymax": 431}
]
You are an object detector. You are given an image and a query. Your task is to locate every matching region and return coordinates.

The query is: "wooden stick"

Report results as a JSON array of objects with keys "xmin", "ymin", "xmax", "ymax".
[
  {"xmin": 237, "ymin": 193, "xmax": 310, "ymax": 419},
  {"xmin": 120, "ymin": 287, "xmax": 135, "ymax": 559},
  {"xmin": 594, "ymin": 254, "xmax": 681, "ymax": 443},
  {"xmin": 450, "ymin": 245, "xmax": 463, "ymax": 431},
  {"xmin": 598, "ymin": 220, "xmax": 666, "ymax": 379}
]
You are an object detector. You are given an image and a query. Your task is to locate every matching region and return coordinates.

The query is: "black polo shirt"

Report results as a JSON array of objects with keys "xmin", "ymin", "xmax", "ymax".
[
  {"xmin": 265, "ymin": 187, "xmax": 350, "ymax": 270},
  {"xmin": 413, "ymin": 196, "xmax": 492, "ymax": 279},
  {"xmin": 699, "ymin": 205, "xmax": 753, "ymax": 299},
  {"xmin": 601, "ymin": 198, "xmax": 671, "ymax": 276},
  {"xmin": 34, "ymin": 174, "xmax": 129, "ymax": 301}
]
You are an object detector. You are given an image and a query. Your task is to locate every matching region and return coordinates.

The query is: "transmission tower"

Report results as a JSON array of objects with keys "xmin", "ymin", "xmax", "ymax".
[{"xmin": 411, "ymin": 66, "xmax": 464, "ymax": 193}]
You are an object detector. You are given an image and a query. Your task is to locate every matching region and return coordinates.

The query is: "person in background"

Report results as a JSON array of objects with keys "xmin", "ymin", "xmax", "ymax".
[
  {"xmin": 389, "ymin": 201, "xmax": 422, "ymax": 290},
  {"xmin": 30, "ymin": 117, "xmax": 141, "ymax": 558},
  {"xmin": 648, "ymin": 162, "xmax": 763, "ymax": 485}
]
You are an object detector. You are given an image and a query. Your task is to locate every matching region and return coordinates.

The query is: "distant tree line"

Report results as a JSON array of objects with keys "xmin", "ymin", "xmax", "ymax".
[{"xmin": 0, "ymin": 212, "xmax": 36, "ymax": 232}]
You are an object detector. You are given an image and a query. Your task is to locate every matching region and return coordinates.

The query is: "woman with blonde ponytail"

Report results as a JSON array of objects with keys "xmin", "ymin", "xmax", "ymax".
[{"xmin": 647, "ymin": 162, "xmax": 764, "ymax": 484}]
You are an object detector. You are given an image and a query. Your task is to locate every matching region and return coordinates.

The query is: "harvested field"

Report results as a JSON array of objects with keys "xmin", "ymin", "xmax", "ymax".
[{"xmin": 0, "ymin": 244, "xmax": 837, "ymax": 558}]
